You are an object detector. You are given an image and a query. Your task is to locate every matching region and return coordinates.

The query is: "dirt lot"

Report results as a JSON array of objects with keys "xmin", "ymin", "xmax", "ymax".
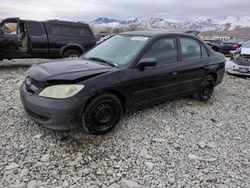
[{"xmin": 0, "ymin": 59, "xmax": 249, "ymax": 188}]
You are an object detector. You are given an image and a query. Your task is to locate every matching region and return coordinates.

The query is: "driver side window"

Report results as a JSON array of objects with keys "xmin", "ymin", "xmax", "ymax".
[
  {"xmin": 143, "ymin": 38, "xmax": 178, "ymax": 65},
  {"xmin": 1, "ymin": 22, "xmax": 17, "ymax": 34}
]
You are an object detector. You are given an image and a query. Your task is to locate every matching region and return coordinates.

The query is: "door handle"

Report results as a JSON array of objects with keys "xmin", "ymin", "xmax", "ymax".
[{"xmin": 171, "ymin": 72, "xmax": 178, "ymax": 75}]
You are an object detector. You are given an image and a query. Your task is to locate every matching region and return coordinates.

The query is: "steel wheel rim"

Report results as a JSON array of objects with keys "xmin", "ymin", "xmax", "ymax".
[
  {"xmin": 93, "ymin": 102, "xmax": 116, "ymax": 128},
  {"xmin": 201, "ymin": 80, "xmax": 213, "ymax": 99},
  {"xmin": 69, "ymin": 54, "xmax": 79, "ymax": 58}
]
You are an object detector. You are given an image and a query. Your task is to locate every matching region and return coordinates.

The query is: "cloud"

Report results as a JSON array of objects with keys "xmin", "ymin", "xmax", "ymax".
[{"xmin": 0, "ymin": 0, "xmax": 249, "ymax": 21}]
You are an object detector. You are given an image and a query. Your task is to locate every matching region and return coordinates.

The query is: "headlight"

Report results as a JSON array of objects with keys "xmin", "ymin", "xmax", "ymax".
[{"xmin": 39, "ymin": 85, "xmax": 84, "ymax": 99}]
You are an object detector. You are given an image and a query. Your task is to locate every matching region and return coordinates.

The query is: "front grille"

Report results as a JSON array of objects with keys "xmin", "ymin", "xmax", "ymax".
[{"xmin": 235, "ymin": 58, "xmax": 250, "ymax": 66}]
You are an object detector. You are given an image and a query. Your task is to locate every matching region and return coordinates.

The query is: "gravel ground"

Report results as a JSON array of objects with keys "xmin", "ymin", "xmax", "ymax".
[{"xmin": 0, "ymin": 59, "xmax": 249, "ymax": 188}]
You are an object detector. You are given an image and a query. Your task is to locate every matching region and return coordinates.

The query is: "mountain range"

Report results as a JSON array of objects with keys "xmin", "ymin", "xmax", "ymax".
[{"xmin": 91, "ymin": 16, "xmax": 250, "ymax": 32}]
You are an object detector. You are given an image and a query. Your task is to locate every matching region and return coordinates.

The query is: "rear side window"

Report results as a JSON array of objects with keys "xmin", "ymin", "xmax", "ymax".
[
  {"xmin": 50, "ymin": 24, "xmax": 90, "ymax": 36},
  {"xmin": 27, "ymin": 22, "xmax": 42, "ymax": 36},
  {"xmin": 143, "ymin": 38, "xmax": 177, "ymax": 64},
  {"xmin": 180, "ymin": 38, "xmax": 201, "ymax": 61},
  {"xmin": 201, "ymin": 44, "xmax": 208, "ymax": 58}
]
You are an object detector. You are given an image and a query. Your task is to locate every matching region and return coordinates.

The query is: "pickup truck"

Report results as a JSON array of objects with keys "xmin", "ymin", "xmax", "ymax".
[{"xmin": 0, "ymin": 17, "xmax": 96, "ymax": 60}]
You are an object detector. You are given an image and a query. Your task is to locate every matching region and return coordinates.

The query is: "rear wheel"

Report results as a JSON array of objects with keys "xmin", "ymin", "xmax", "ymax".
[
  {"xmin": 193, "ymin": 75, "xmax": 215, "ymax": 101},
  {"xmin": 63, "ymin": 49, "xmax": 81, "ymax": 58},
  {"xmin": 83, "ymin": 93, "xmax": 123, "ymax": 135}
]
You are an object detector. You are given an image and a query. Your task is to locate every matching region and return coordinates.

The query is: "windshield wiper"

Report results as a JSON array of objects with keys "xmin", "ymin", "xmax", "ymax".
[{"xmin": 87, "ymin": 57, "xmax": 117, "ymax": 67}]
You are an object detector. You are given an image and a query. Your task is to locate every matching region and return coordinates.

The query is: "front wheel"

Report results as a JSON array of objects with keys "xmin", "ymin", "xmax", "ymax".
[
  {"xmin": 83, "ymin": 93, "xmax": 123, "ymax": 135},
  {"xmin": 193, "ymin": 75, "xmax": 215, "ymax": 101}
]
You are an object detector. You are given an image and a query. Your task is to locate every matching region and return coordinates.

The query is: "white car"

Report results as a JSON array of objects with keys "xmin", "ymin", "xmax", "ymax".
[{"xmin": 226, "ymin": 41, "xmax": 250, "ymax": 76}]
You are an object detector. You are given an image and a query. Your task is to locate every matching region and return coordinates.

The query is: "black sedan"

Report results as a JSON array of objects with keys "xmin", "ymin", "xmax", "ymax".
[
  {"xmin": 219, "ymin": 39, "xmax": 247, "ymax": 54},
  {"xmin": 20, "ymin": 31, "xmax": 225, "ymax": 135}
]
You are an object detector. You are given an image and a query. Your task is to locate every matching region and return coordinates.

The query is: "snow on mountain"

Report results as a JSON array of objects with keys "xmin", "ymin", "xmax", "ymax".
[
  {"xmin": 216, "ymin": 16, "xmax": 238, "ymax": 24},
  {"xmin": 93, "ymin": 17, "xmax": 119, "ymax": 24},
  {"xmin": 235, "ymin": 16, "xmax": 250, "ymax": 28},
  {"xmin": 139, "ymin": 18, "xmax": 179, "ymax": 31},
  {"xmin": 121, "ymin": 17, "xmax": 142, "ymax": 24},
  {"xmin": 91, "ymin": 16, "xmax": 250, "ymax": 32}
]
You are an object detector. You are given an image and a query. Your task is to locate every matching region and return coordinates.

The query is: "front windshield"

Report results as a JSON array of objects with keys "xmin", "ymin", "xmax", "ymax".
[{"xmin": 83, "ymin": 34, "xmax": 150, "ymax": 66}]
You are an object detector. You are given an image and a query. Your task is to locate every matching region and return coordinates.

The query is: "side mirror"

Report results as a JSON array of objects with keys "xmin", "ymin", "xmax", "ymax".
[{"xmin": 136, "ymin": 58, "xmax": 157, "ymax": 70}]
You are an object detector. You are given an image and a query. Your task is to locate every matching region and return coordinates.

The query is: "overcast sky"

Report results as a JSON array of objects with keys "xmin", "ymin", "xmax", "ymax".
[{"xmin": 1, "ymin": 0, "xmax": 249, "ymax": 21}]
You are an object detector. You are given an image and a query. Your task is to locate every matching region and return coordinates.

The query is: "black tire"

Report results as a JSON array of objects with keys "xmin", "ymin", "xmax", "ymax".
[
  {"xmin": 63, "ymin": 49, "xmax": 81, "ymax": 58},
  {"xmin": 83, "ymin": 93, "xmax": 123, "ymax": 135},
  {"xmin": 193, "ymin": 75, "xmax": 215, "ymax": 101}
]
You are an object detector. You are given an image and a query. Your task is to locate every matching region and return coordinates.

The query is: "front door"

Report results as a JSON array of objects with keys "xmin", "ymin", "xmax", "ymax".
[
  {"xmin": 0, "ymin": 18, "xmax": 20, "ymax": 57},
  {"xmin": 131, "ymin": 37, "xmax": 183, "ymax": 107}
]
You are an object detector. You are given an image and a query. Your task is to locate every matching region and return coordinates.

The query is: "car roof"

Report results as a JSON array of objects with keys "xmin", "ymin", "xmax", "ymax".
[
  {"xmin": 120, "ymin": 31, "xmax": 197, "ymax": 38},
  {"xmin": 44, "ymin": 20, "xmax": 89, "ymax": 26},
  {"xmin": 17, "ymin": 18, "xmax": 89, "ymax": 27}
]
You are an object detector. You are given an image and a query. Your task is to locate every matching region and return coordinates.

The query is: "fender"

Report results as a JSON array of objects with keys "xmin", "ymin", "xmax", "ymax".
[{"xmin": 60, "ymin": 43, "xmax": 85, "ymax": 57}]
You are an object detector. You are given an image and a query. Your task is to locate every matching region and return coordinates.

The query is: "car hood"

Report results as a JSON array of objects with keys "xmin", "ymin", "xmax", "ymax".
[{"xmin": 27, "ymin": 58, "xmax": 116, "ymax": 82}]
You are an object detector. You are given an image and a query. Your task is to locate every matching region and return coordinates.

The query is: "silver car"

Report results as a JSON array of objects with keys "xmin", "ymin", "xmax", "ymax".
[{"xmin": 226, "ymin": 41, "xmax": 250, "ymax": 76}]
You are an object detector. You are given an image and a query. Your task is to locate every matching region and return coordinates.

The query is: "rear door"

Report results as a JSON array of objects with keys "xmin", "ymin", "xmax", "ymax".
[
  {"xmin": 223, "ymin": 42, "xmax": 236, "ymax": 52},
  {"xmin": 26, "ymin": 21, "xmax": 48, "ymax": 57},
  {"xmin": 44, "ymin": 23, "xmax": 92, "ymax": 58},
  {"xmin": 177, "ymin": 37, "xmax": 207, "ymax": 93},
  {"xmin": 0, "ymin": 18, "xmax": 20, "ymax": 56},
  {"xmin": 44, "ymin": 23, "xmax": 67, "ymax": 58}
]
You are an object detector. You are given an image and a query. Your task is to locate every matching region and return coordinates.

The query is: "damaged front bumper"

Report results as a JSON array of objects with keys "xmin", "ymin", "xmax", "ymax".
[
  {"xmin": 225, "ymin": 60, "xmax": 250, "ymax": 76},
  {"xmin": 20, "ymin": 83, "xmax": 88, "ymax": 131}
]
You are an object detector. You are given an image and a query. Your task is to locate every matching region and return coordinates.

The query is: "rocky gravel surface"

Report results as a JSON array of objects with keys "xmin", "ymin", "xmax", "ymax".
[{"xmin": 0, "ymin": 59, "xmax": 249, "ymax": 188}]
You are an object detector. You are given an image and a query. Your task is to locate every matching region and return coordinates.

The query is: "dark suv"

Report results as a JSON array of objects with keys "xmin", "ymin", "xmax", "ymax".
[{"xmin": 0, "ymin": 17, "xmax": 96, "ymax": 60}]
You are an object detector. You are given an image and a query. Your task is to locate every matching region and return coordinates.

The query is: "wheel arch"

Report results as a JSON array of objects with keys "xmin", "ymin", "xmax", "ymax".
[
  {"xmin": 83, "ymin": 89, "xmax": 127, "ymax": 114},
  {"xmin": 207, "ymin": 72, "xmax": 217, "ymax": 83},
  {"xmin": 60, "ymin": 43, "xmax": 85, "ymax": 57}
]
